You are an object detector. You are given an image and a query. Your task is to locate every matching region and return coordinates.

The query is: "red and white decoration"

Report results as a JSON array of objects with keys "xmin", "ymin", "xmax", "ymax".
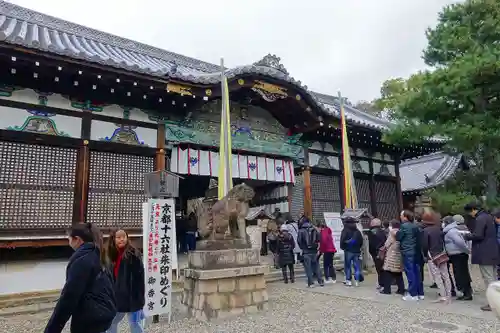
[{"xmin": 170, "ymin": 147, "xmax": 295, "ymax": 183}]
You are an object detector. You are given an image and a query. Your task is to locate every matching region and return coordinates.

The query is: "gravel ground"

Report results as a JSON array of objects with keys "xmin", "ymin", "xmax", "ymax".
[{"xmin": 1, "ymin": 275, "xmax": 499, "ymax": 333}]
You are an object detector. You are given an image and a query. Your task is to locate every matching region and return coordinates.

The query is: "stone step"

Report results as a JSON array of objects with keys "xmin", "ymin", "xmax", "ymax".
[{"xmin": 0, "ymin": 265, "xmax": 307, "ymax": 316}]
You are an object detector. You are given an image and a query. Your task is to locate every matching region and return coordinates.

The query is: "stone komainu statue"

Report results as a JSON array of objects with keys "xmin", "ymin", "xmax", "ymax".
[
  {"xmin": 198, "ymin": 183, "xmax": 254, "ymax": 241},
  {"xmin": 486, "ymin": 281, "xmax": 500, "ymax": 317}
]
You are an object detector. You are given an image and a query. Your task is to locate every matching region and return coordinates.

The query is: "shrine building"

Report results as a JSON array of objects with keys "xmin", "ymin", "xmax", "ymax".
[{"xmin": 0, "ymin": 2, "xmax": 441, "ymax": 248}]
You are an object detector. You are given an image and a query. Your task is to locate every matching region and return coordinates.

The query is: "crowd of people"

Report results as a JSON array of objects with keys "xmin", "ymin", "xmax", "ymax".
[
  {"xmin": 368, "ymin": 203, "xmax": 500, "ymax": 311},
  {"xmin": 44, "ymin": 201, "xmax": 500, "ymax": 332},
  {"xmin": 269, "ymin": 203, "xmax": 500, "ymax": 312}
]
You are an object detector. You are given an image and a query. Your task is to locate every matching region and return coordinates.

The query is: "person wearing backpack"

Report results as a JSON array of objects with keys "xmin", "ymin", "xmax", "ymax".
[
  {"xmin": 340, "ymin": 217, "xmax": 364, "ymax": 287},
  {"xmin": 45, "ymin": 223, "xmax": 116, "ymax": 333},
  {"xmin": 105, "ymin": 229, "xmax": 145, "ymax": 333},
  {"xmin": 297, "ymin": 219, "xmax": 324, "ymax": 287}
]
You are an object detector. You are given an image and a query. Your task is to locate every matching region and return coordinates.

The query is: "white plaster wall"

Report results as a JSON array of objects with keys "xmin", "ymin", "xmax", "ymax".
[
  {"xmin": 90, "ymin": 120, "xmax": 157, "ymax": 147},
  {"xmin": 0, "ymin": 88, "xmax": 157, "ymax": 123},
  {"xmin": 0, "ymin": 104, "xmax": 82, "ymax": 138},
  {"xmin": 0, "ymin": 259, "xmax": 67, "ymax": 295}
]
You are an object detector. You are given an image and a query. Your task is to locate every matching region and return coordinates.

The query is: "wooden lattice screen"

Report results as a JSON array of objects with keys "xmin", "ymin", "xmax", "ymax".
[
  {"xmin": 375, "ymin": 181, "xmax": 399, "ymax": 220},
  {"xmin": 354, "ymin": 178, "xmax": 372, "ymax": 214},
  {"xmin": 289, "ymin": 173, "xmax": 304, "ymax": 219},
  {"xmin": 87, "ymin": 151, "xmax": 154, "ymax": 229},
  {"xmin": 311, "ymin": 173, "xmax": 341, "ymax": 223},
  {"xmin": 0, "ymin": 141, "xmax": 77, "ymax": 229}
]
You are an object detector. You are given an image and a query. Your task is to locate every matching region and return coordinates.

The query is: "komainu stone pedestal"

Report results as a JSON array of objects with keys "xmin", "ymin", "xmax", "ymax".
[{"xmin": 181, "ymin": 246, "xmax": 269, "ymax": 321}]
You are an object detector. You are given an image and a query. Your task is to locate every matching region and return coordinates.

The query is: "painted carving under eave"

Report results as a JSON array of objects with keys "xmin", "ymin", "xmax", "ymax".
[
  {"xmin": 7, "ymin": 110, "xmax": 69, "ymax": 136},
  {"xmin": 164, "ymin": 100, "xmax": 303, "ymax": 158},
  {"xmin": 99, "ymin": 124, "xmax": 146, "ymax": 145},
  {"xmin": 99, "ymin": 107, "xmax": 147, "ymax": 146},
  {"xmin": 251, "ymin": 80, "xmax": 288, "ymax": 102}
]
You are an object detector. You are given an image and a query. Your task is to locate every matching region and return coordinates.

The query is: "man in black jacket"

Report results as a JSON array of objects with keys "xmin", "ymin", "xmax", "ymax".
[
  {"xmin": 340, "ymin": 217, "xmax": 364, "ymax": 287},
  {"xmin": 297, "ymin": 219, "xmax": 324, "ymax": 287},
  {"xmin": 464, "ymin": 202, "xmax": 500, "ymax": 311}
]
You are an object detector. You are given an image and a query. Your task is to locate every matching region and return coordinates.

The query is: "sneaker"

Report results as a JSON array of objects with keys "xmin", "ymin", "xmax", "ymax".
[
  {"xmin": 324, "ymin": 279, "xmax": 332, "ymax": 284},
  {"xmin": 429, "ymin": 283, "xmax": 438, "ymax": 289},
  {"xmin": 345, "ymin": 281, "xmax": 352, "ymax": 287},
  {"xmin": 481, "ymin": 304, "xmax": 492, "ymax": 311},
  {"xmin": 331, "ymin": 280, "xmax": 337, "ymax": 284},
  {"xmin": 402, "ymin": 295, "xmax": 418, "ymax": 301},
  {"xmin": 418, "ymin": 295, "xmax": 425, "ymax": 300},
  {"xmin": 307, "ymin": 284, "xmax": 315, "ymax": 288}
]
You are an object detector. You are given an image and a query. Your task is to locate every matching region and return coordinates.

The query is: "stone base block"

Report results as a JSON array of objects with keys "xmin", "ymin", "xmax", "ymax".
[
  {"xmin": 188, "ymin": 247, "xmax": 260, "ymax": 270},
  {"xmin": 181, "ymin": 263, "xmax": 269, "ymax": 321}
]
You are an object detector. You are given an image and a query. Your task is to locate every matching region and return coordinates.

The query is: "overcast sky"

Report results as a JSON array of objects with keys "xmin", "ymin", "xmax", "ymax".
[{"xmin": 10, "ymin": 0, "xmax": 456, "ymax": 103}]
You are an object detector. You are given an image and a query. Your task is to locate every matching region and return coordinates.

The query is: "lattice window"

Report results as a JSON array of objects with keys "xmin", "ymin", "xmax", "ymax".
[
  {"xmin": 0, "ymin": 141, "xmax": 76, "ymax": 229},
  {"xmin": 290, "ymin": 173, "xmax": 304, "ymax": 219},
  {"xmin": 87, "ymin": 152, "xmax": 154, "ymax": 229},
  {"xmin": 375, "ymin": 181, "xmax": 398, "ymax": 220},
  {"xmin": 311, "ymin": 174, "xmax": 341, "ymax": 222},
  {"xmin": 354, "ymin": 178, "xmax": 372, "ymax": 214}
]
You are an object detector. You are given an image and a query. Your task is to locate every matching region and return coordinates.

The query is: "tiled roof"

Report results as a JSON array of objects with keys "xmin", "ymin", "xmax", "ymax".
[
  {"xmin": 400, "ymin": 152, "xmax": 463, "ymax": 193},
  {"xmin": 0, "ymin": 1, "xmax": 395, "ymax": 131}
]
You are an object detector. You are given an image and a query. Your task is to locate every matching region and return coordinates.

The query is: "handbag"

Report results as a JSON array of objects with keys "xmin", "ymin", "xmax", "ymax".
[
  {"xmin": 377, "ymin": 246, "xmax": 387, "ymax": 260},
  {"xmin": 430, "ymin": 251, "xmax": 449, "ymax": 266}
]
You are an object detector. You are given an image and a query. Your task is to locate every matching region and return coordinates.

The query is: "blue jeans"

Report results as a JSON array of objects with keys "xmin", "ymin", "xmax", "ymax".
[
  {"xmin": 106, "ymin": 311, "xmax": 144, "ymax": 333},
  {"xmin": 186, "ymin": 231, "xmax": 197, "ymax": 251},
  {"xmin": 302, "ymin": 252, "xmax": 323, "ymax": 285},
  {"xmin": 344, "ymin": 251, "xmax": 361, "ymax": 282},
  {"xmin": 403, "ymin": 255, "xmax": 424, "ymax": 297}
]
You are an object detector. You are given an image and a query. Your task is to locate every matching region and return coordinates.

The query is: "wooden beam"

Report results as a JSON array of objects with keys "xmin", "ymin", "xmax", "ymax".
[
  {"xmin": 156, "ymin": 123, "xmax": 166, "ymax": 171},
  {"xmin": 0, "ymin": 239, "xmax": 68, "ymax": 249},
  {"xmin": 72, "ymin": 113, "xmax": 91, "ymax": 224},
  {"xmin": 368, "ymin": 160, "xmax": 378, "ymax": 217},
  {"xmin": 303, "ymin": 167, "xmax": 313, "ymax": 220},
  {"xmin": 73, "ymin": 141, "xmax": 90, "ymax": 224}
]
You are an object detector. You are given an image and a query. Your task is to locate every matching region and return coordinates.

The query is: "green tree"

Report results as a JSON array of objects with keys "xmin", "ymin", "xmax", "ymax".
[
  {"xmin": 380, "ymin": 0, "xmax": 500, "ymax": 200},
  {"xmin": 372, "ymin": 73, "xmax": 425, "ymax": 120},
  {"xmin": 353, "ymin": 100, "xmax": 381, "ymax": 117}
]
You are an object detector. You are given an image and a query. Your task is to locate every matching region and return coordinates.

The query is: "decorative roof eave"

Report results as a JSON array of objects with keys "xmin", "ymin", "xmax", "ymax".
[
  {"xmin": 0, "ymin": 3, "xmax": 392, "ymax": 132},
  {"xmin": 400, "ymin": 152, "xmax": 463, "ymax": 193},
  {"xmin": 0, "ymin": 2, "xmax": 450, "ymax": 142}
]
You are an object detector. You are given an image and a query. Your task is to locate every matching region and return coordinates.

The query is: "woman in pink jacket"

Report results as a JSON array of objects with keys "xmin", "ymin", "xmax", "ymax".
[{"xmin": 319, "ymin": 222, "xmax": 337, "ymax": 283}]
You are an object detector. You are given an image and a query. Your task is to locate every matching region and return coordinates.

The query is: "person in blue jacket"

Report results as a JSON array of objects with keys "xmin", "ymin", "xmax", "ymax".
[{"xmin": 44, "ymin": 223, "xmax": 116, "ymax": 333}]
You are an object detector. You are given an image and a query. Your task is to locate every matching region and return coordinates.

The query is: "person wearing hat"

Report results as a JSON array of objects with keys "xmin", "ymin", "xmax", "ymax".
[
  {"xmin": 277, "ymin": 224, "xmax": 296, "ymax": 283},
  {"xmin": 443, "ymin": 214, "xmax": 472, "ymax": 300},
  {"xmin": 464, "ymin": 202, "xmax": 500, "ymax": 311}
]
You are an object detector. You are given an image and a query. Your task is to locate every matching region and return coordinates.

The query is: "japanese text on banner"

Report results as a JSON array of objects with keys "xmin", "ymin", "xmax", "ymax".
[{"xmin": 143, "ymin": 198, "xmax": 174, "ymax": 317}]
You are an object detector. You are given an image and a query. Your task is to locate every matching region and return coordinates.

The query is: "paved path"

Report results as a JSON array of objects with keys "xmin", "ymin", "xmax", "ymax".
[{"xmin": 1, "ymin": 272, "xmax": 498, "ymax": 333}]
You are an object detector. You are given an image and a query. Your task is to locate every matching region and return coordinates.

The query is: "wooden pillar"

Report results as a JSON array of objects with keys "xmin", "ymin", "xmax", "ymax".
[
  {"xmin": 73, "ymin": 116, "xmax": 91, "ymax": 224},
  {"xmin": 287, "ymin": 182, "xmax": 293, "ymax": 213},
  {"xmin": 303, "ymin": 167, "xmax": 313, "ymax": 220},
  {"xmin": 155, "ymin": 124, "xmax": 166, "ymax": 171},
  {"xmin": 395, "ymin": 156, "xmax": 403, "ymax": 212},
  {"xmin": 368, "ymin": 160, "xmax": 378, "ymax": 217}
]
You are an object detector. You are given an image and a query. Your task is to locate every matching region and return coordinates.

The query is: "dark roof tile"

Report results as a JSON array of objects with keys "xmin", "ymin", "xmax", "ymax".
[
  {"xmin": 400, "ymin": 152, "xmax": 462, "ymax": 192},
  {"xmin": 0, "ymin": 1, "xmax": 395, "ymax": 131}
]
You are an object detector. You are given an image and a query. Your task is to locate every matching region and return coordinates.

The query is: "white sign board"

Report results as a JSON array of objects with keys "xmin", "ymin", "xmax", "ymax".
[
  {"xmin": 323, "ymin": 212, "xmax": 343, "ymax": 258},
  {"xmin": 142, "ymin": 198, "xmax": 176, "ymax": 318}
]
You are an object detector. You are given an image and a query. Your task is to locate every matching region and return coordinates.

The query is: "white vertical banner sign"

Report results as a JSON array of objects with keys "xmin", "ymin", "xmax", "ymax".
[
  {"xmin": 142, "ymin": 198, "xmax": 175, "ymax": 320},
  {"xmin": 323, "ymin": 212, "xmax": 344, "ymax": 259}
]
